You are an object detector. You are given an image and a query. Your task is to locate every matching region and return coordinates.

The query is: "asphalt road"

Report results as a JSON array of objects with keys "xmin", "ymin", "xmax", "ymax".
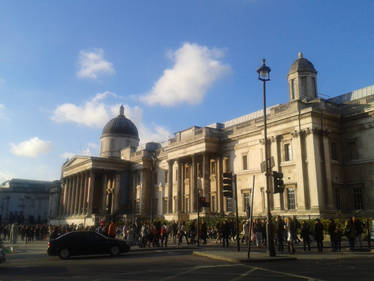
[{"xmin": 1, "ymin": 243, "xmax": 373, "ymax": 281}]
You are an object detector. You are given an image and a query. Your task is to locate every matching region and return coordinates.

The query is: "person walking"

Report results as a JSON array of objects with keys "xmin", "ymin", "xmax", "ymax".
[
  {"xmin": 276, "ymin": 216, "xmax": 285, "ymax": 252},
  {"xmin": 221, "ymin": 220, "xmax": 230, "ymax": 248},
  {"xmin": 314, "ymin": 219, "xmax": 324, "ymax": 252},
  {"xmin": 353, "ymin": 216, "xmax": 363, "ymax": 249},
  {"xmin": 285, "ymin": 217, "xmax": 295, "ymax": 254},
  {"xmin": 108, "ymin": 221, "xmax": 117, "ymax": 238}
]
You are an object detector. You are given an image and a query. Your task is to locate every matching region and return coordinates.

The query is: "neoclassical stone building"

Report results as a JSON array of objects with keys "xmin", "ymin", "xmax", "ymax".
[{"xmin": 52, "ymin": 53, "xmax": 374, "ymax": 226}]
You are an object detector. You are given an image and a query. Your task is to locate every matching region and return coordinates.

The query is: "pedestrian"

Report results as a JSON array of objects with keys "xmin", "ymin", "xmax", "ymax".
[
  {"xmin": 201, "ymin": 222, "xmax": 207, "ymax": 244},
  {"xmin": 108, "ymin": 221, "xmax": 117, "ymax": 238},
  {"xmin": 160, "ymin": 223, "xmax": 169, "ymax": 247},
  {"xmin": 314, "ymin": 219, "xmax": 324, "ymax": 252},
  {"xmin": 353, "ymin": 216, "xmax": 363, "ymax": 249},
  {"xmin": 300, "ymin": 221, "xmax": 311, "ymax": 252},
  {"xmin": 328, "ymin": 219, "xmax": 336, "ymax": 251},
  {"xmin": 344, "ymin": 217, "xmax": 356, "ymax": 251},
  {"xmin": 178, "ymin": 222, "xmax": 189, "ymax": 246},
  {"xmin": 221, "ymin": 220, "xmax": 230, "ymax": 248},
  {"xmin": 253, "ymin": 219, "xmax": 262, "ymax": 247},
  {"xmin": 285, "ymin": 217, "xmax": 295, "ymax": 254},
  {"xmin": 276, "ymin": 216, "xmax": 285, "ymax": 252}
]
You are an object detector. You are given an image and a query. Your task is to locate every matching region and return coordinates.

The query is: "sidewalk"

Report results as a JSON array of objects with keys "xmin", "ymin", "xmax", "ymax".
[{"xmin": 193, "ymin": 246, "xmax": 374, "ymax": 263}]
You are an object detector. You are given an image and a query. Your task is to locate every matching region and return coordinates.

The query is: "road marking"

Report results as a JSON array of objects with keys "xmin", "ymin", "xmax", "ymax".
[
  {"xmin": 229, "ymin": 268, "xmax": 257, "ymax": 281},
  {"xmin": 247, "ymin": 265, "xmax": 327, "ymax": 281},
  {"xmin": 160, "ymin": 264, "xmax": 242, "ymax": 280}
]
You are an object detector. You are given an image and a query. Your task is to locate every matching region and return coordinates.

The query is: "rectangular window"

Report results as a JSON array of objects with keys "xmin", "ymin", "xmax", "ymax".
[
  {"xmin": 211, "ymin": 195, "xmax": 216, "ymax": 212},
  {"xmin": 135, "ymin": 201, "xmax": 140, "ymax": 214},
  {"xmin": 226, "ymin": 197, "xmax": 232, "ymax": 212},
  {"xmin": 291, "ymin": 79, "xmax": 295, "ymax": 99},
  {"xmin": 163, "ymin": 198, "xmax": 168, "ymax": 214},
  {"xmin": 331, "ymin": 142, "xmax": 338, "ymax": 161},
  {"xmin": 242, "ymin": 155, "xmax": 248, "ymax": 170},
  {"xmin": 353, "ymin": 187, "xmax": 364, "ymax": 210},
  {"xmin": 335, "ymin": 189, "xmax": 341, "ymax": 210},
  {"xmin": 211, "ymin": 161, "xmax": 216, "ymax": 174},
  {"xmin": 284, "ymin": 143, "xmax": 292, "ymax": 161},
  {"xmin": 185, "ymin": 197, "xmax": 190, "ymax": 213},
  {"xmin": 243, "ymin": 193, "xmax": 250, "ymax": 212},
  {"xmin": 287, "ymin": 188, "xmax": 296, "ymax": 210}
]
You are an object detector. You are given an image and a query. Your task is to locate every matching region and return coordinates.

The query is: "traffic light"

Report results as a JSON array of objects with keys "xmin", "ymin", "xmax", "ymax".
[
  {"xmin": 222, "ymin": 172, "xmax": 233, "ymax": 197},
  {"xmin": 272, "ymin": 171, "xmax": 285, "ymax": 193},
  {"xmin": 199, "ymin": 196, "xmax": 209, "ymax": 209}
]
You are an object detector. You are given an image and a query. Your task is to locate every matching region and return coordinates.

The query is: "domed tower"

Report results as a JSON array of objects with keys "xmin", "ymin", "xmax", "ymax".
[
  {"xmin": 100, "ymin": 105, "xmax": 139, "ymax": 158},
  {"xmin": 287, "ymin": 52, "xmax": 318, "ymax": 101}
]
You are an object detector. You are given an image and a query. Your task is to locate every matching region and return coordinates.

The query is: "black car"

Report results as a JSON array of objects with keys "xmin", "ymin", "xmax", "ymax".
[{"xmin": 47, "ymin": 231, "xmax": 130, "ymax": 259}]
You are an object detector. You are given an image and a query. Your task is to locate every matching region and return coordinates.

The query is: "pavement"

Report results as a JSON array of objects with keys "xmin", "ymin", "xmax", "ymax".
[
  {"xmin": 2, "ymin": 238, "xmax": 374, "ymax": 263},
  {"xmin": 193, "ymin": 245, "xmax": 374, "ymax": 263}
]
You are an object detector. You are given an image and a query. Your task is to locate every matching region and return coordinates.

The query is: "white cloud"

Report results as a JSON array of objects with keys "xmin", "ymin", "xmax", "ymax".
[
  {"xmin": 77, "ymin": 48, "xmax": 115, "ymax": 79},
  {"xmin": 140, "ymin": 42, "xmax": 230, "ymax": 106},
  {"xmin": 10, "ymin": 137, "xmax": 53, "ymax": 158},
  {"xmin": 61, "ymin": 152, "xmax": 75, "ymax": 160},
  {"xmin": 61, "ymin": 143, "xmax": 99, "ymax": 160},
  {"xmin": 53, "ymin": 94, "xmax": 171, "ymax": 146},
  {"xmin": 52, "ymin": 91, "xmax": 114, "ymax": 127}
]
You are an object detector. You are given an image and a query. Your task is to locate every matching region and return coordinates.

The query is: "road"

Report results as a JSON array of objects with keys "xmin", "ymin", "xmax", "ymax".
[{"xmin": 0, "ymin": 241, "xmax": 373, "ymax": 281}]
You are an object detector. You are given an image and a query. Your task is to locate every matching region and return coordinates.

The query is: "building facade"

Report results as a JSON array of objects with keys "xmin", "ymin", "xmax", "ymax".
[
  {"xmin": 0, "ymin": 178, "xmax": 60, "ymax": 224},
  {"xmin": 53, "ymin": 53, "xmax": 374, "ymax": 226}
]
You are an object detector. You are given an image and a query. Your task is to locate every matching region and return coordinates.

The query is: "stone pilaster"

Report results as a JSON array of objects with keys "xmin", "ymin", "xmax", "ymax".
[
  {"xmin": 168, "ymin": 160, "xmax": 174, "ymax": 213},
  {"xmin": 87, "ymin": 171, "xmax": 95, "ymax": 216},
  {"xmin": 191, "ymin": 155, "xmax": 197, "ymax": 212}
]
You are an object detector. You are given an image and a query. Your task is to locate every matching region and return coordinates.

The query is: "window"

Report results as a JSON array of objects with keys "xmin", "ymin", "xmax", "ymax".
[
  {"xmin": 211, "ymin": 161, "xmax": 216, "ymax": 174},
  {"xmin": 226, "ymin": 197, "xmax": 232, "ymax": 212},
  {"xmin": 242, "ymin": 155, "xmax": 248, "ymax": 170},
  {"xmin": 243, "ymin": 193, "xmax": 250, "ymax": 212},
  {"xmin": 287, "ymin": 188, "xmax": 296, "ymax": 210},
  {"xmin": 335, "ymin": 189, "xmax": 341, "ymax": 210},
  {"xmin": 164, "ymin": 171, "xmax": 168, "ymax": 183},
  {"xmin": 211, "ymin": 195, "xmax": 216, "ymax": 212},
  {"xmin": 353, "ymin": 187, "xmax": 364, "ymax": 210},
  {"xmin": 291, "ymin": 79, "xmax": 295, "ymax": 99},
  {"xmin": 185, "ymin": 197, "xmax": 190, "ymax": 213},
  {"xmin": 312, "ymin": 77, "xmax": 317, "ymax": 97},
  {"xmin": 284, "ymin": 143, "xmax": 292, "ymax": 161},
  {"xmin": 331, "ymin": 142, "xmax": 338, "ymax": 161},
  {"xmin": 185, "ymin": 166, "xmax": 190, "ymax": 179},
  {"xmin": 135, "ymin": 201, "xmax": 140, "ymax": 214},
  {"xmin": 348, "ymin": 141, "xmax": 358, "ymax": 160},
  {"xmin": 163, "ymin": 198, "xmax": 168, "ymax": 214}
]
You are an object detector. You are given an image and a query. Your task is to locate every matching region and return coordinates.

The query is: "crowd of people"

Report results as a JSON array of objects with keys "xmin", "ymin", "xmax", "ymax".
[
  {"xmin": 241, "ymin": 216, "xmax": 367, "ymax": 254},
  {"xmin": 0, "ymin": 216, "xmax": 369, "ymax": 254}
]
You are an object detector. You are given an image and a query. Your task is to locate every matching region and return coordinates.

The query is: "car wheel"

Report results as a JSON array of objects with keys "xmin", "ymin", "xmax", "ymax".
[
  {"xmin": 110, "ymin": 246, "xmax": 120, "ymax": 256},
  {"xmin": 59, "ymin": 248, "xmax": 70, "ymax": 259}
]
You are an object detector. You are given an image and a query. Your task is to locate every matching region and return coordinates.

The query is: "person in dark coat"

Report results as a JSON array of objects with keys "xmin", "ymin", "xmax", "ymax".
[
  {"xmin": 276, "ymin": 216, "xmax": 285, "ymax": 252},
  {"xmin": 201, "ymin": 222, "xmax": 207, "ymax": 244},
  {"xmin": 221, "ymin": 220, "xmax": 230, "ymax": 248},
  {"xmin": 314, "ymin": 219, "xmax": 324, "ymax": 252},
  {"xmin": 300, "ymin": 221, "xmax": 311, "ymax": 251},
  {"xmin": 328, "ymin": 219, "xmax": 336, "ymax": 251}
]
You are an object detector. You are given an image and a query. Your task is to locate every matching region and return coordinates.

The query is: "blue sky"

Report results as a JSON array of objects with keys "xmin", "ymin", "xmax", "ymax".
[{"xmin": 0, "ymin": 0, "xmax": 373, "ymax": 182}]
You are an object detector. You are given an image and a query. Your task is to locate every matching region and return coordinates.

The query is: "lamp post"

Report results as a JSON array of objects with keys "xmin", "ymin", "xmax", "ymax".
[{"xmin": 257, "ymin": 59, "xmax": 276, "ymax": 257}]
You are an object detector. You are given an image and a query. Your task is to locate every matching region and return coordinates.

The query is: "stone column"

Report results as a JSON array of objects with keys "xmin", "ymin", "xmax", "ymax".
[
  {"xmin": 87, "ymin": 171, "xmax": 95, "ymax": 216},
  {"xmin": 191, "ymin": 155, "xmax": 197, "ymax": 212},
  {"xmin": 202, "ymin": 153, "xmax": 210, "ymax": 198},
  {"xmin": 167, "ymin": 160, "xmax": 174, "ymax": 213},
  {"xmin": 74, "ymin": 175, "xmax": 80, "ymax": 214},
  {"xmin": 67, "ymin": 177, "xmax": 73, "ymax": 216},
  {"xmin": 177, "ymin": 160, "xmax": 182, "ymax": 213},
  {"xmin": 323, "ymin": 134, "xmax": 334, "ymax": 209},
  {"xmin": 112, "ymin": 173, "xmax": 120, "ymax": 215},
  {"xmin": 306, "ymin": 129, "xmax": 325, "ymax": 211},
  {"xmin": 216, "ymin": 155, "xmax": 222, "ymax": 214},
  {"xmin": 82, "ymin": 173, "xmax": 88, "ymax": 214},
  {"xmin": 102, "ymin": 174, "xmax": 108, "ymax": 214},
  {"xmin": 62, "ymin": 180, "xmax": 67, "ymax": 216},
  {"xmin": 218, "ymin": 156, "xmax": 224, "ymax": 214},
  {"xmin": 77, "ymin": 174, "xmax": 84, "ymax": 215}
]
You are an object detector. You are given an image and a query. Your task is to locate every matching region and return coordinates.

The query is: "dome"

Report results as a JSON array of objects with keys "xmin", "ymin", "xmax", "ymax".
[
  {"xmin": 101, "ymin": 106, "xmax": 139, "ymax": 139},
  {"xmin": 288, "ymin": 52, "xmax": 317, "ymax": 75}
]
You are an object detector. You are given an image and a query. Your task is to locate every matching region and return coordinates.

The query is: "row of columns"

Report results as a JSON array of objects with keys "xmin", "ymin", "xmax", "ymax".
[
  {"xmin": 60, "ymin": 171, "xmax": 95, "ymax": 217},
  {"xmin": 166, "ymin": 153, "xmax": 225, "ymax": 215}
]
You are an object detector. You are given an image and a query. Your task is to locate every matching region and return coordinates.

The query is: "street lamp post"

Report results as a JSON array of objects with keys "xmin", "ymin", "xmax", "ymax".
[{"xmin": 257, "ymin": 59, "xmax": 276, "ymax": 257}]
